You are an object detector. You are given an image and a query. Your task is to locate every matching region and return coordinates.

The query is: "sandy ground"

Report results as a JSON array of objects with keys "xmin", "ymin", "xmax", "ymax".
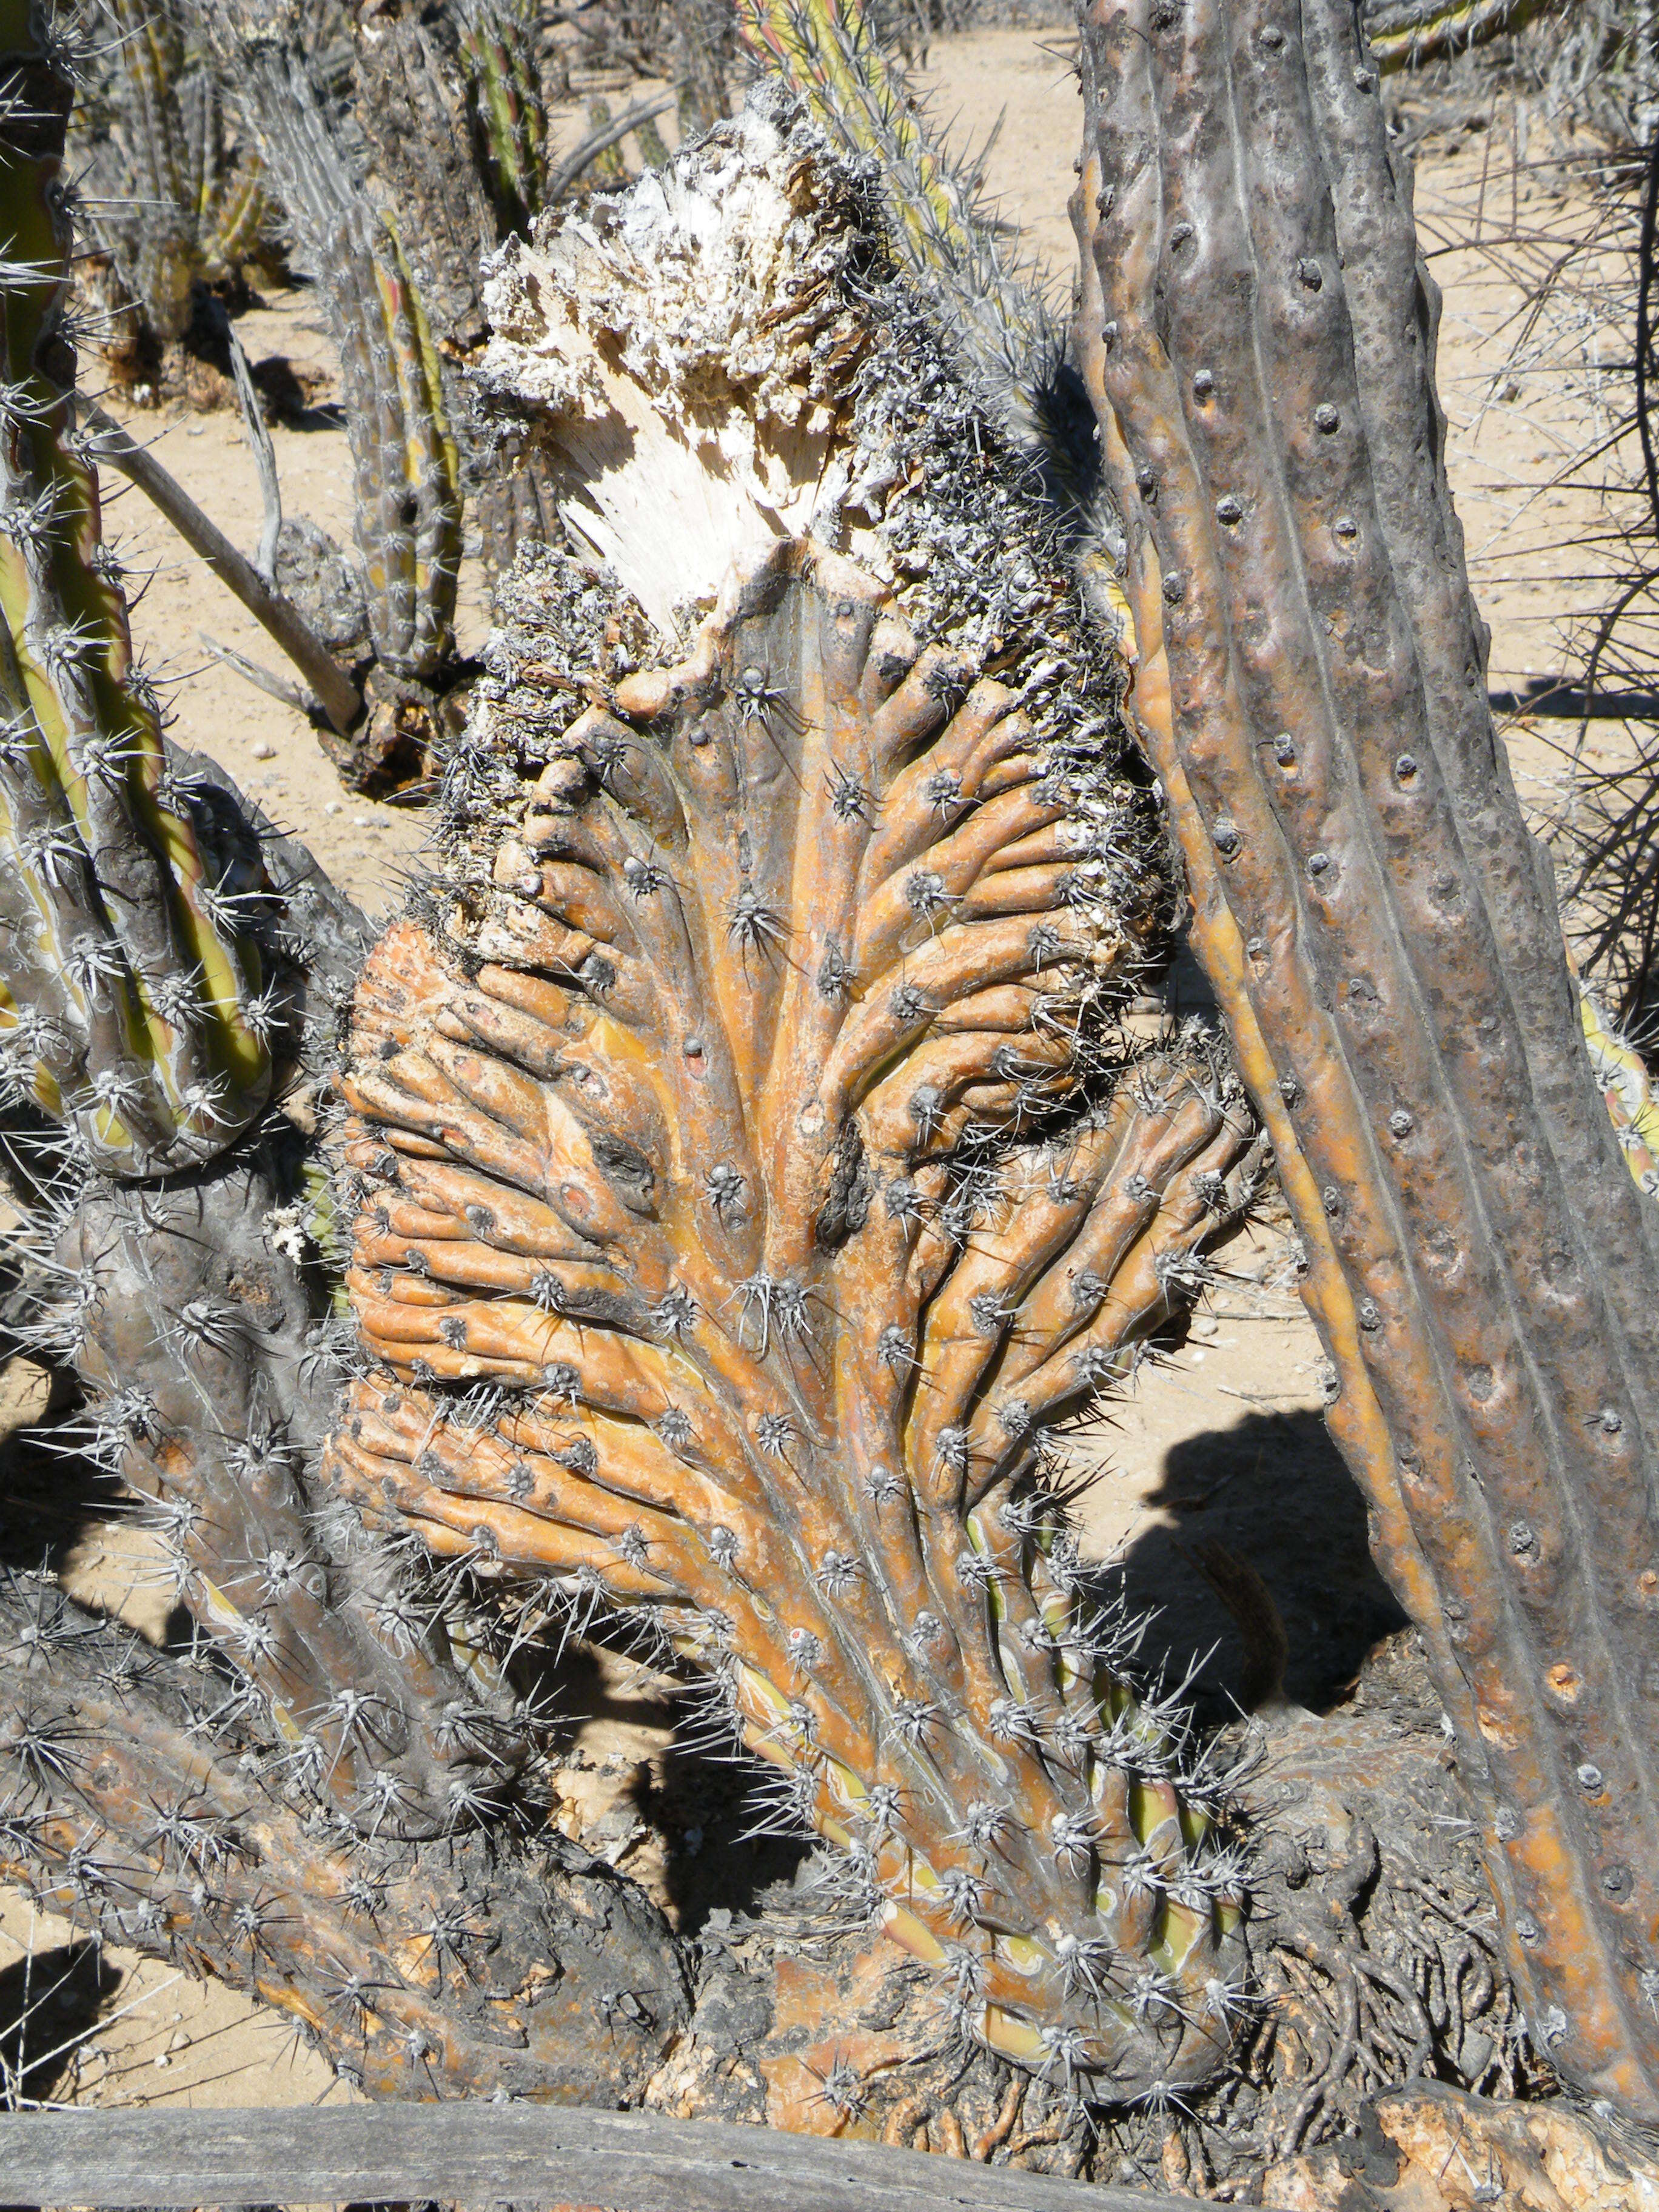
[{"xmin": 0, "ymin": 22, "xmax": 1635, "ymax": 2125}]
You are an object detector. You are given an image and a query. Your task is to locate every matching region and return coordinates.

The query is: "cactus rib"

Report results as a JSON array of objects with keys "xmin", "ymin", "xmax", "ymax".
[{"xmin": 1074, "ymin": 0, "xmax": 1659, "ymax": 2118}]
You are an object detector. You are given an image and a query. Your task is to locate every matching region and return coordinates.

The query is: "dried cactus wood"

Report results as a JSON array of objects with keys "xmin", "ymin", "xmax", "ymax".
[
  {"xmin": 1074, "ymin": 0, "xmax": 1659, "ymax": 2119},
  {"xmin": 0, "ymin": 2, "xmax": 278, "ymax": 1173},
  {"xmin": 0, "ymin": 1567, "xmax": 686, "ymax": 2099},
  {"xmin": 321, "ymin": 89, "xmax": 1264, "ymax": 2102}
]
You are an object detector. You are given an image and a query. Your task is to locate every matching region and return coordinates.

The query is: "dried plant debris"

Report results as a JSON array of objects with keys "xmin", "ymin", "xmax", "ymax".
[{"xmin": 317, "ymin": 88, "xmax": 1269, "ymax": 2101}]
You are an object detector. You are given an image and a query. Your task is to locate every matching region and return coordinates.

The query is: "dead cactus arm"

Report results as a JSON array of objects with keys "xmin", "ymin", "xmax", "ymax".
[
  {"xmin": 1074, "ymin": 0, "xmax": 1659, "ymax": 2117},
  {"xmin": 72, "ymin": 397, "xmax": 362, "ymax": 736},
  {"xmin": 0, "ymin": 1569, "xmax": 686, "ymax": 2099}
]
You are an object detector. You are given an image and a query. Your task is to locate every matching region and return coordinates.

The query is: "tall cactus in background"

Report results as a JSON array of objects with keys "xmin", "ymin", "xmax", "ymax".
[
  {"xmin": 327, "ymin": 87, "xmax": 1266, "ymax": 2101},
  {"xmin": 1074, "ymin": 0, "xmax": 1659, "ymax": 2122},
  {"xmin": 206, "ymin": 8, "xmax": 462, "ymax": 691},
  {"xmin": 72, "ymin": 0, "xmax": 270, "ymax": 351}
]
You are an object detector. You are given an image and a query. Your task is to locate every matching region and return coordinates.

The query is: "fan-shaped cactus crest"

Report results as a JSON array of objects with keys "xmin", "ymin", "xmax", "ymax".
[{"xmin": 315, "ymin": 87, "xmax": 1265, "ymax": 2099}]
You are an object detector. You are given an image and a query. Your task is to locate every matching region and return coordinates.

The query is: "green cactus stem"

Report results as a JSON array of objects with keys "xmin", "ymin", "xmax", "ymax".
[{"xmin": 0, "ymin": 0, "xmax": 275, "ymax": 1175}]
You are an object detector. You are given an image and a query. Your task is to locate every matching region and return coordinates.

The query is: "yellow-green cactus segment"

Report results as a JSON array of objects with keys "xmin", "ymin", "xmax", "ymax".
[
  {"xmin": 1580, "ymin": 985, "xmax": 1659, "ymax": 1201},
  {"xmin": 738, "ymin": 0, "xmax": 969, "ymax": 286},
  {"xmin": 0, "ymin": 0, "xmax": 272, "ymax": 1165},
  {"xmin": 1366, "ymin": 0, "xmax": 1549, "ymax": 73},
  {"xmin": 458, "ymin": 7, "xmax": 548, "ymax": 217},
  {"xmin": 370, "ymin": 225, "xmax": 462, "ymax": 678}
]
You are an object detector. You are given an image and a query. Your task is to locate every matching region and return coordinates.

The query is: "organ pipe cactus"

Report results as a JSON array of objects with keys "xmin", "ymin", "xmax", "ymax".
[
  {"xmin": 321, "ymin": 88, "xmax": 1266, "ymax": 2100},
  {"xmin": 1074, "ymin": 0, "xmax": 1659, "ymax": 2121}
]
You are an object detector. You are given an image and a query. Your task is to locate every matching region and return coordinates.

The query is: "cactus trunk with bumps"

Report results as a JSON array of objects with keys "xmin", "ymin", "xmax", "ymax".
[
  {"xmin": 1074, "ymin": 0, "xmax": 1659, "ymax": 2121},
  {"xmin": 321, "ymin": 86, "xmax": 1267, "ymax": 2102}
]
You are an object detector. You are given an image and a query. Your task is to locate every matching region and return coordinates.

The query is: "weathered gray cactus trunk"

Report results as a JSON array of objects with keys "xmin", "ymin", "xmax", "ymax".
[{"xmin": 1073, "ymin": 0, "xmax": 1659, "ymax": 2119}]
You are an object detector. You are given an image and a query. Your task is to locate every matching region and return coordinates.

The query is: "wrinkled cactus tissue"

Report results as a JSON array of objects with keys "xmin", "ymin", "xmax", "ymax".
[{"xmin": 318, "ymin": 85, "xmax": 1266, "ymax": 2097}]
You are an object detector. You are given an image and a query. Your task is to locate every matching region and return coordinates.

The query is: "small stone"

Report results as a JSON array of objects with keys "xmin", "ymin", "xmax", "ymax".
[
  {"xmin": 1215, "ymin": 494, "xmax": 1244, "ymax": 525},
  {"xmin": 1193, "ymin": 369, "xmax": 1217, "ymax": 400},
  {"xmin": 1314, "ymin": 403, "xmax": 1341, "ymax": 434},
  {"xmin": 1307, "ymin": 851, "xmax": 1331, "ymax": 876},
  {"xmin": 250, "ymin": 742, "xmax": 276, "ymax": 761},
  {"xmin": 1297, "ymin": 258, "xmax": 1323, "ymax": 290},
  {"xmin": 1389, "ymin": 1109, "xmax": 1413, "ymax": 1138},
  {"xmin": 325, "ymin": 800, "xmax": 342, "ymax": 816},
  {"xmin": 1396, "ymin": 753, "xmax": 1419, "ymax": 783}
]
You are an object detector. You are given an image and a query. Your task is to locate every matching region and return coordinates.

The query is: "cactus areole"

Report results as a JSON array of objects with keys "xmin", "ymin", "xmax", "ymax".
[
  {"xmin": 1073, "ymin": 0, "xmax": 1659, "ymax": 2119},
  {"xmin": 322, "ymin": 89, "xmax": 1268, "ymax": 2100}
]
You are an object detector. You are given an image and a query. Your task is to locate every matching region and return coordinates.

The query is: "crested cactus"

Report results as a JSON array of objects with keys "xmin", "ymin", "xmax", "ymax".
[
  {"xmin": 1074, "ymin": 0, "xmax": 1659, "ymax": 2121},
  {"xmin": 317, "ymin": 89, "xmax": 1265, "ymax": 2102}
]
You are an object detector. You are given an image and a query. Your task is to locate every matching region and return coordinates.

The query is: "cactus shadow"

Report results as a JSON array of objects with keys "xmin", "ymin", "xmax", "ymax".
[
  {"xmin": 1105, "ymin": 1407, "xmax": 1408, "ymax": 1721},
  {"xmin": 526, "ymin": 1635, "xmax": 812, "ymax": 1932},
  {"xmin": 0, "ymin": 1937, "xmax": 119, "ymax": 2108}
]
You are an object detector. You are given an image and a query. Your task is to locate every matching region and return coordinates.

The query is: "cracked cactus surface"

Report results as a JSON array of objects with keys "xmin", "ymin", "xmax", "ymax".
[
  {"xmin": 318, "ymin": 89, "xmax": 1265, "ymax": 2100},
  {"xmin": 0, "ymin": 1, "xmax": 274, "ymax": 1173},
  {"xmin": 1074, "ymin": 0, "xmax": 1659, "ymax": 2119}
]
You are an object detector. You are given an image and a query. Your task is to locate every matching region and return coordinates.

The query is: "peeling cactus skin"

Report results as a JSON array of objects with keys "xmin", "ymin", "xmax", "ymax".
[
  {"xmin": 0, "ymin": 1569, "xmax": 686, "ymax": 2100},
  {"xmin": 1073, "ymin": 0, "xmax": 1659, "ymax": 2119}
]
